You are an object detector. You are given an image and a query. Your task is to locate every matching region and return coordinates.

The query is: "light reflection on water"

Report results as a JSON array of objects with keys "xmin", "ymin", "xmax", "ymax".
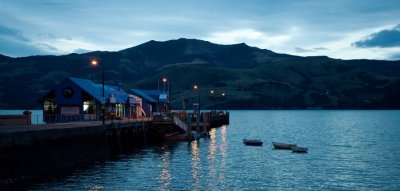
[
  {"xmin": 158, "ymin": 145, "xmax": 171, "ymax": 191},
  {"xmin": 27, "ymin": 110, "xmax": 400, "ymax": 190},
  {"xmin": 207, "ymin": 128, "xmax": 217, "ymax": 188},
  {"xmin": 190, "ymin": 140, "xmax": 200, "ymax": 189}
]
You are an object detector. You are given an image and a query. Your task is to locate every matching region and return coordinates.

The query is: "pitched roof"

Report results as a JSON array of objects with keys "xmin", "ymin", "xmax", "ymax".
[
  {"xmin": 159, "ymin": 93, "xmax": 168, "ymax": 102},
  {"xmin": 69, "ymin": 77, "xmax": 129, "ymax": 103},
  {"xmin": 130, "ymin": 89, "xmax": 157, "ymax": 103}
]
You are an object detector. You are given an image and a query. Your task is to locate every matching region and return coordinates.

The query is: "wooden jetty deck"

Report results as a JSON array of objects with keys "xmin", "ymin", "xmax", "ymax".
[
  {"xmin": 0, "ymin": 112, "xmax": 229, "ymax": 187},
  {"xmin": 0, "ymin": 117, "xmax": 152, "ymax": 133},
  {"xmin": 151, "ymin": 111, "xmax": 230, "ymax": 140}
]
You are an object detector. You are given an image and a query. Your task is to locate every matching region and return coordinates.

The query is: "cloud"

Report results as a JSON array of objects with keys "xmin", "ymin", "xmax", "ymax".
[
  {"xmin": 31, "ymin": 38, "xmax": 101, "ymax": 55},
  {"xmin": 203, "ymin": 29, "xmax": 291, "ymax": 49},
  {"xmin": 391, "ymin": 53, "xmax": 400, "ymax": 60},
  {"xmin": 0, "ymin": 25, "xmax": 30, "ymax": 42},
  {"xmin": 36, "ymin": 43, "xmax": 59, "ymax": 52},
  {"xmin": 0, "ymin": 37, "xmax": 46, "ymax": 57},
  {"xmin": 353, "ymin": 25, "xmax": 400, "ymax": 48},
  {"xmin": 294, "ymin": 47, "xmax": 313, "ymax": 53},
  {"xmin": 73, "ymin": 48, "xmax": 91, "ymax": 54},
  {"xmin": 314, "ymin": 47, "xmax": 328, "ymax": 51},
  {"xmin": 294, "ymin": 47, "xmax": 329, "ymax": 53}
]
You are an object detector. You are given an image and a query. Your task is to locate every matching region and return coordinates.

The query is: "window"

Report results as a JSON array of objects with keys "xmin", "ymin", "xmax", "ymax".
[
  {"xmin": 115, "ymin": 104, "xmax": 125, "ymax": 117},
  {"xmin": 44, "ymin": 98, "xmax": 57, "ymax": 114},
  {"xmin": 83, "ymin": 100, "xmax": 96, "ymax": 114}
]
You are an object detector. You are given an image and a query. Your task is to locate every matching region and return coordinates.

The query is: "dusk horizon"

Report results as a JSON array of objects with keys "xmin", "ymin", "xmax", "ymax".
[
  {"xmin": 1, "ymin": 37, "xmax": 400, "ymax": 62},
  {"xmin": 1, "ymin": 1, "xmax": 400, "ymax": 60},
  {"xmin": 1, "ymin": 1, "xmax": 400, "ymax": 190}
]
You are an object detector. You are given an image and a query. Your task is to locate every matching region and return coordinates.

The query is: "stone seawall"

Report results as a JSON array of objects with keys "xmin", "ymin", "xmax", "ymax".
[
  {"xmin": 0, "ymin": 115, "xmax": 31, "ymax": 126},
  {"xmin": 0, "ymin": 122, "xmax": 150, "ymax": 188},
  {"xmin": 0, "ymin": 125, "xmax": 109, "ymax": 186}
]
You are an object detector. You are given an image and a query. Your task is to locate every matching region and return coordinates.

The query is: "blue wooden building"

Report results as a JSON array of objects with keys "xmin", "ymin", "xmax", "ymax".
[
  {"xmin": 130, "ymin": 89, "xmax": 169, "ymax": 116},
  {"xmin": 42, "ymin": 77, "xmax": 132, "ymax": 123}
]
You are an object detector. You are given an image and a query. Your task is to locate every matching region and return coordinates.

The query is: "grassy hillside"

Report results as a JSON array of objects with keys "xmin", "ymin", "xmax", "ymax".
[{"xmin": 0, "ymin": 38, "xmax": 399, "ymax": 109}]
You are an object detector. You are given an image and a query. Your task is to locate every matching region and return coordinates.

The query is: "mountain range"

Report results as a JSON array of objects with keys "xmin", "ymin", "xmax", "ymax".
[{"xmin": 1, "ymin": 38, "xmax": 400, "ymax": 109}]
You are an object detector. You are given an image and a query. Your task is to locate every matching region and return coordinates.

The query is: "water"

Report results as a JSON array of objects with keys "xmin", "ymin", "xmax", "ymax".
[
  {"xmin": 26, "ymin": 110, "xmax": 400, "ymax": 190},
  {"xmin": 0, "ymin": 110, "xmax": 45, "ymax": 124}
]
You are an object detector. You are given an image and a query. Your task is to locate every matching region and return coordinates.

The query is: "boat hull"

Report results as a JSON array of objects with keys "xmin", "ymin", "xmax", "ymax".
[
  {"xmin": 272, "ymin": 142, "xmax": 296, "ymax": 150},
  {"xmin": 243, "ymin": 139, "xmax": 263, "ymax": 146},
  {"xmin": 291, "ymin": 146, "xmax": 308, "ymax": 153}
]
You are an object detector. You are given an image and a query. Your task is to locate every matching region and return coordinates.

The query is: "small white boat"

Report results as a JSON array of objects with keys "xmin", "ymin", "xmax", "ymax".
[
  {"xmin": 291, "ymin": 146, "xmax": 308, "ymax": 153},
  {"xmin": 243, "ymin": 139, "xmax": 263, "ymax": 146},
  {"xmin": 272, "ymin": 142, "xmax": 296, "ymax": 150}
]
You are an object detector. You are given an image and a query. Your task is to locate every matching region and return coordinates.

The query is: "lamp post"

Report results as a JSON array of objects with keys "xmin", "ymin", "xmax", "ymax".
[
  {"xmin": 162, "ymin": 77, "xmax": 167, "ymax": 94},
  {"xmin": 91, "ymin": 59, "xmax": 105, "ymax": 125},
  {"xmin": 210, "ymin": 89, "xmax": 215, "ymax": 111},
  {"xmin": 221, "ymin": 92, "xmax": 227, "ymax": 112},
  {"xmin": 193, "ymin": 84, "xmax": 200, "ymax": 133},
  {"xmin": 157, "ymin": 77, "xmax": 169, "ymax": 113},
  {"xmin": 163, "ymin": 77, "xmax": 169, "ymax": 112},
  {"xmin": 194, "ymin": 84, "xmax": 200, "ymax": 111}
]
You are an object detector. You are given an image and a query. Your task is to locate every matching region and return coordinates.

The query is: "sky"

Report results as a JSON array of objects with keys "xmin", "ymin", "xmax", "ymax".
[{"xmin": 0, "ymin": 0, "xmax": 400, "ymax": 60}]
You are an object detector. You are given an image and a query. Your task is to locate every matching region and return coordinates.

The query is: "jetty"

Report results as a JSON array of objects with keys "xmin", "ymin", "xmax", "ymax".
[
  {"xmin": 0, "ymin": 111, "xmax": 229, "ymax": 187},
  {"xmin": 0, "ymin": 76, "xmax": 230, "ymax": 187}
]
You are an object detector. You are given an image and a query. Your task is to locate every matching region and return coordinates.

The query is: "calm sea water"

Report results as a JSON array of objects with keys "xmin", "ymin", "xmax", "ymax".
[{"xmin": 26, "ymin": 110, "xmax": 400, "ymax": 190}]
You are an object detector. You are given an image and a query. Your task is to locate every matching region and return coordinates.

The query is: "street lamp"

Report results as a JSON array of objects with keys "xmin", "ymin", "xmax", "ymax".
[
  {"xmin": 193, "ymin": 84, "xmax": 200, "ymax": 110},
  {"xmin": 193, "ymin": 84, "xmax": 202, "ymax": 110},
  {"xmin": 162, "ymin": 77, "xmax": 169, "ymax": 111},
  {"xmin": 221, "ymin": 92, "xmax": 227, "ymax": 112},
  {"xmin": 162, "ymin": 77, "xmax": 167, "ymax": 94},
  {"xmin": 210, "ymin": 89, "xmax": 216, "ymax": 111},
  {"xmin": 193, "ymin": 84, "xmax": 200, "ymax": 133},
  {"xmin": 157, "ymin": 77, "xmax": 169, "ymax": 112},
  {"xmin": 91, "ymin": 59, "xmax": 105, "ymax": 125}
]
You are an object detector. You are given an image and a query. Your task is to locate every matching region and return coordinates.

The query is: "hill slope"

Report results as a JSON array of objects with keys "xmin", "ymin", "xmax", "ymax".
[{"xmin": 0, "ymin": 38, "xmax": 399, "ymax": 109}]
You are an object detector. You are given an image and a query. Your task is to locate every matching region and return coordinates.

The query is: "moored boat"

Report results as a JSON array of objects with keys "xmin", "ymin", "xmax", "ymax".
[
  {"xmin": 291, "ymin": 146, "xmax": 308, "ymax": 153},
  {"xmin": 272, "ymin": 142, "xmax": 296, "ymax": 150},
  {"xmin": 243, "ymin": 139, "xmax": 263, "ymax": 146},
  {"xmin": 164, "ymin": 132, "xmax": 189, "ymax": 141}
]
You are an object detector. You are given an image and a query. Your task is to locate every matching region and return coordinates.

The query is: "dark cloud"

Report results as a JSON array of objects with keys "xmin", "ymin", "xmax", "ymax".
[
  {"xmin": 36, "ymin": 43, "xmax": 59, "ymax": 52},
  {"xmin": 73, "ymin": 48, "xmax": 91, "ymax": 54},
  {"xmin": 294, "ymin": 47, "xmax": 329, "ymax": 53},
  {"xmin": 391, "ymin": 53, "xmax": 400, "ymax": 60},
  {"xmin": 294, "ymin": 47, "xmax": 314, "ymax": 53},
  {"xmin": 0, "ymin": 25, "xmax": 30, "ymax": 42},
  {"xmin": 0, "ymin": 37, "xmax": 45, "ymax": 57},
  {"xmin": 314, "ymin": 47, "xmax": 328, "ymax": 51},
  {"xmin": 353, "ymin": 25, "xmax": 400, "ymax": 48}
]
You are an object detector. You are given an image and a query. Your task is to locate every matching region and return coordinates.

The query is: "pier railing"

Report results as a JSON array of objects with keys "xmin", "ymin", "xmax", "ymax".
[
  {"xmin": 172, "ymin": 115, "xmax": 189, "ymax": 133},
  {"xmin": 13, "ymin": 114, "xmax": 151, "ymax": 125}
]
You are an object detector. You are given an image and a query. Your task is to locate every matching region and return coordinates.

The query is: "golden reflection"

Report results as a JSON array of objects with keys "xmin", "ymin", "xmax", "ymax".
[
  {"xmin": 89, "ymin": 185, "xmax": 104, "ymax": 191},
  {"xmin": 208, "ymin": 128, "xmax": 216, "ymax": 160},
  {"xmin": 219, "ymin": 125, "xmax": 227, "ymax": 181},
  {"xmin": 220, "ymin": 125, "xmax": 227, "ymax": 144},
  {"xmin": 158, "ymin": 145, "xmax": 172, "ymax": 191},
  {"xmin": 207, "ymin": 128, "xmax": 217, "ymax": 187},
  {"xmin": 191, "ymin": 140, "xmax": 201, "ymax": 188}
]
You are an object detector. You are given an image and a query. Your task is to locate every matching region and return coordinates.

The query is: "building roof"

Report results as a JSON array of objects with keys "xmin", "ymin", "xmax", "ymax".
[
  {"xmin": 69, "ymin": 77, "xmax": 129, "ymax": 103},
  {"xmin": 130, "ymin": 89, "xmax": 157, "ymax": 103},
  {"xmin": 159, "ymin": 94, "xmax": 168, "ymax": 102},
  {"xmin": 140, "ymin": 90, "xmax": 168, "ymax": 102}
]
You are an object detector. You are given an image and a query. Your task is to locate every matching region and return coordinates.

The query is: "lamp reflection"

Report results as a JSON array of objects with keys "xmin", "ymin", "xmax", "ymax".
[
  {"xmin": 208, "ymin": 128, "xmax": 216, "ymax": 161},
  {"xmin": 207, "ymin": 128, "xmax": 217, "ymax": 187},
  {"xmin": 191, "ymin": 140, "xmax": 201, "ymax": 188},
  {"xmin": 158, "ymin": 145, "xmax": 172, "ymax": 191},
  {"xmin": 88, "ymin": 185, "xmax": 104, "ymax": 191},
  {"xmin": 219, "ymin": 125, "xmax": 227, "ymax": 181}
]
